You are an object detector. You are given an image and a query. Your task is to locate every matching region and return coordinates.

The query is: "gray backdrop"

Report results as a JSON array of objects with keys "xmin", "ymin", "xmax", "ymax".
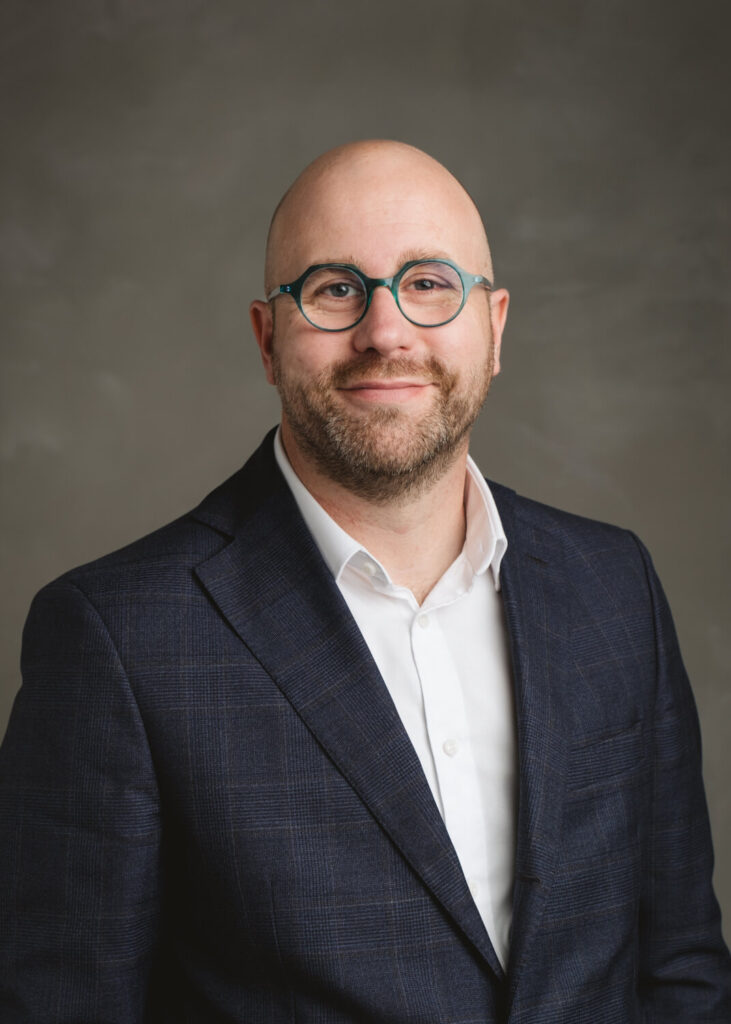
[{"xmin": 3, "ymin": 1, "xmax": 730, "ymax": 929}]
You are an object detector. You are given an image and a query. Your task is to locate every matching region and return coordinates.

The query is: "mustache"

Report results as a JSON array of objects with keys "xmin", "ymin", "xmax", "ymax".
[{"xmin": 327, "ymin": 352, "xmax": 451, "ymax": 388}]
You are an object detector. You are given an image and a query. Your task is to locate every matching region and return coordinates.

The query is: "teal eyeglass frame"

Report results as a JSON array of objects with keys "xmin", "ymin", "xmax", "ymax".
[{"xmin": 266, "ymin": 258, "xmax": 494, "ymax": 332}]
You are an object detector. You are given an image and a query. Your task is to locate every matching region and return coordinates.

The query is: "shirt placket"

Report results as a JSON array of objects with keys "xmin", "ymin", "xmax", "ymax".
[{"xmin": 409, "ymin": 604, "xmax": 497, "ymax": 946}]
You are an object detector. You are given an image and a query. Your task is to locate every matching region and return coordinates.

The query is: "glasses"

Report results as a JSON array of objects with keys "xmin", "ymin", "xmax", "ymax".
[{"xmin": 266, "ymin": 258, "xmax": 493, "ymax": 332}]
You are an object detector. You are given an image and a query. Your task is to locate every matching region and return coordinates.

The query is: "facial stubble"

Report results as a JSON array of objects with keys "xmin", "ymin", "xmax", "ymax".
[{"xmin": 272, "ymin": 339, "xmax": 495, "ymax": 503}]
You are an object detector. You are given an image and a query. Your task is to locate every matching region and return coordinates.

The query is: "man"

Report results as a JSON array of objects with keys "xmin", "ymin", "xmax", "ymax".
[{"xmin": 1, "ymin": 140, "xmax": 729, "ymax": 1022}]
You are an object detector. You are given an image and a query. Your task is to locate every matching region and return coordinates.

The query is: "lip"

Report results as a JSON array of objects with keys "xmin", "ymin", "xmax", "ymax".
[{"xmin": 338, "ymin": 380, "xmax": 435, "ymax": 403}]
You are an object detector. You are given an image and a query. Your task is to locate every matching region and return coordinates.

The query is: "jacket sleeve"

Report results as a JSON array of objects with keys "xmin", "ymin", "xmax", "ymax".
[
  {"xmin": 0, "ymin": 580, "xmax": 161, "ymax": 1023},
  {"xmin": 633, "ymin": 536, "xmax": 731, "ymax": 1020}
]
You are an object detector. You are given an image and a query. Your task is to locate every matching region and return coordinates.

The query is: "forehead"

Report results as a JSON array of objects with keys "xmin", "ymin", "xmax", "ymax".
[{"xmin": 274, "ymin": 154, "xmax": 489, "ymax": 280}]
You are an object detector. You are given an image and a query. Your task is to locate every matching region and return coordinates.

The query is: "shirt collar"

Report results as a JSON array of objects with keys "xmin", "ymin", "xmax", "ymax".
[{"xmin": 273, "ymin": 427, "xmax": 507, "ymax": 590}]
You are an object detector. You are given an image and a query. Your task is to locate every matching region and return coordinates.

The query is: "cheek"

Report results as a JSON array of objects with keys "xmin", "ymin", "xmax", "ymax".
[
  {"xmin": 462, "ymin": 314, "xmax": 495, "ymax": 374},
  {"xmin": 436, "ymin": 323, "xmax": 493, "ymax": 378},
  {"xmin": 270, "ymin": 329, "xmax": 345, "ymax": 387}
]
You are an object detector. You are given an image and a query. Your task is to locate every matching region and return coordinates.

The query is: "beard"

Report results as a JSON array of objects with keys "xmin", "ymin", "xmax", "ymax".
[{"xmin": 271, "ymin": 342, "xmax": 495, "ymax": 502}]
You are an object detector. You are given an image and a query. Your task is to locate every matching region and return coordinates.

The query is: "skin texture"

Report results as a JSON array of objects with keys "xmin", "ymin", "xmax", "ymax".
[{"xmin": 250, "ymin": 140, "xmax": 509, "ymax": 602}]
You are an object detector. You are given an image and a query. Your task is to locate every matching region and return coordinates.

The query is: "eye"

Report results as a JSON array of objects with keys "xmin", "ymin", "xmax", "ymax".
[
  {"xmin": 301, "ymin": 267, "xmax": 366, "ymax": 315},
  {"xmin": 409, "ymin": 276, "xmax": 448, "ymax": 292},
  {"xmin": 319, "ymin": 280, "xmax": 361, "ymax": 299},
  {"xmin": 400, "ymin": 262, "xmax": 461, "ymax": 295}
]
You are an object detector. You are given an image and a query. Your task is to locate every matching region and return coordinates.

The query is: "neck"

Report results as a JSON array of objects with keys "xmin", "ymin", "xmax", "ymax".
[{"xmin": 281, "ymin": 425, "xmax": 470, "ymax": 605}]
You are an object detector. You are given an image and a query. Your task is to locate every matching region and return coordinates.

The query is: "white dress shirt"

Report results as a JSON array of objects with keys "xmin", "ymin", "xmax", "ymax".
[{"xmin": 274, "ymin": 430, "xmax": 517, "ymax": 968}]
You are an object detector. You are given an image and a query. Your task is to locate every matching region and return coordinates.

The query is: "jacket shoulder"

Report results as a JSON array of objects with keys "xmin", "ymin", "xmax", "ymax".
[
  {"xmin": 489, "ymin": 481, "xmax": 658, "ymax": 628},
  {"xmin": 489, "ymin": 479, "xmax": 643, "ymax": 556},
  {"xmin": 31, "ymin": 515, "xmax": 223, "ymax": 613},
  {"xmin": 32, "ymin": 431, "xmax": 284, "ymax": 606}
]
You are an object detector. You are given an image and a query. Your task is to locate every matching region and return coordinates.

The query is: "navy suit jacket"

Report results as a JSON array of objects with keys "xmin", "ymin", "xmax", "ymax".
[{"xmin": 1, "ymin": 429, "xmax": 730, "ymax": 1022}]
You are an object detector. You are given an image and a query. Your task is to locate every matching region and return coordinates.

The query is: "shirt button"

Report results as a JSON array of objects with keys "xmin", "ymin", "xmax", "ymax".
[
  {"xmin": 417, "ymin": 613, "xmax": 429, "ymax": 629},
  {"xmin": 468, "ymin": 878, "xmax": 480, "ymax": 899},
  {"xmin": 362, "ymin": 560, "xmax": 377, "ymax": 577},
  {"xmin": 442, "ymin": 738, "xmax": 459, "ymax": 757}
]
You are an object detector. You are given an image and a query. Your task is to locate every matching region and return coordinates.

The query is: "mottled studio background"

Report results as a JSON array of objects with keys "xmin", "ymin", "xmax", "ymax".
[{"xmin": 2, "ymin": 1, "xmax": 730, "ymax": 926}]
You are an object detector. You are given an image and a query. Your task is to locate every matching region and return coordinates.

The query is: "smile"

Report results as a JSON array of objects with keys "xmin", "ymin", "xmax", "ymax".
[{"xmin": 338, "ymin": 380, "xmax": 435, "ymax": 403}]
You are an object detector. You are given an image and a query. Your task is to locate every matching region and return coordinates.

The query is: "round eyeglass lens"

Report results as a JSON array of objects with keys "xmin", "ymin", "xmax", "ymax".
[
  {"xmin": 301, "ymin": 267, "xmax": 367, "ymax": 329},
  {"xmin": 397, "ymin": 261, "xmax": 464, "ymax": 326}
]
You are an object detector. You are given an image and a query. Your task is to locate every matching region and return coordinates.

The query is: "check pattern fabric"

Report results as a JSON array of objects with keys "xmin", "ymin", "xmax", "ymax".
[{"xmin": 0, "ymin": 429, "xmax": 729, "ymax": 1022}]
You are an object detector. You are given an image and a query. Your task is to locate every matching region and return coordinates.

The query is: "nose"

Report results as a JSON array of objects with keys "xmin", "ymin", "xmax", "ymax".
[{"xmin": 350, "ymin": 284, "xmax": 413, "ymax": 356}]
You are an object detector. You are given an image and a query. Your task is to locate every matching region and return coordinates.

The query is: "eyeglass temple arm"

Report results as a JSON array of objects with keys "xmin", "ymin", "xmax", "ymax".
[
  {"xmin": 266, "ymin": 285, "xmax": 292, "ymax": 302},
  {"xmin": 473, "ymin": 274, "xmax": 494, "ymax": 291}
]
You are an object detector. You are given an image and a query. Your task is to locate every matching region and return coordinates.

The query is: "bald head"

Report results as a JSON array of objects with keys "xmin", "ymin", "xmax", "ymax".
[{"xmin": 264, "ymin": 140, "xmax": 494, "ymax": 295}]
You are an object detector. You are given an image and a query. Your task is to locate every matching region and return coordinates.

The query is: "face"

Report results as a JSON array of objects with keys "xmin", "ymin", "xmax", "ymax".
[{"xmin": 251, "ymin": 146, "xmax": 509, "ymax": 501}]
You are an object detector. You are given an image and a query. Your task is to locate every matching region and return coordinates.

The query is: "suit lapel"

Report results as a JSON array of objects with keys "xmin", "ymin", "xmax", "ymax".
[
  {"xmin": 491, "ymin": 486, "xmax": 572, "ymax": 1009},
  {"xmin": 191, "ymin": 434, "xmax": 504, "ymax": 978}
]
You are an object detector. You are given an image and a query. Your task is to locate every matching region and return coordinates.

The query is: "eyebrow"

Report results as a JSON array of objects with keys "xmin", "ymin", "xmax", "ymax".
[{"xmin": 312, "ymin": 249, "xmax": 455, "ymax": 273}]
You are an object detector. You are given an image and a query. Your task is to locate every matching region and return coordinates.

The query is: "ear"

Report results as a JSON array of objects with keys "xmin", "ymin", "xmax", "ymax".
[
  {"xmin": 488, "ymin": 287, "xmax": 509, "ymax": 376},
  {"xmin": 249, "ymin": 300, "xmax": 276, "ymax": 385}
]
